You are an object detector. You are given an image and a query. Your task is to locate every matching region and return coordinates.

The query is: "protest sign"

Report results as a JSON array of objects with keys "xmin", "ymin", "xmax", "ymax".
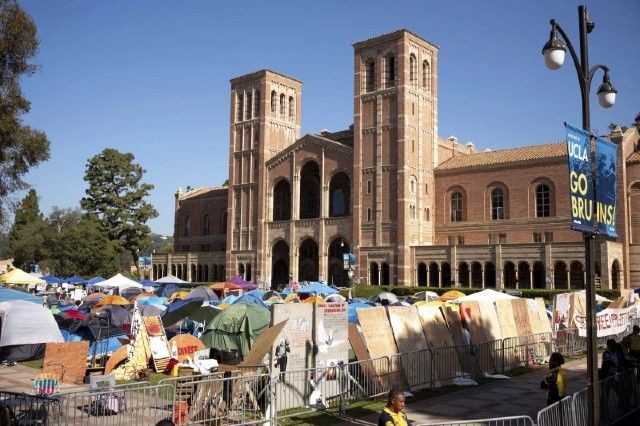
[{"xmin": 575, "ymin": 304, "xmax": 638, "ymax": 337}]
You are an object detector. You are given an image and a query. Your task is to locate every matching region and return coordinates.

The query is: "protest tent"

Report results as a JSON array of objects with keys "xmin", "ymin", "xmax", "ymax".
[
  {"xmin": 97, "ymin": 273, "xmax": 143, "ymax": 293},
  {"xmin": 0, "ymin": 268, "xmax": 46, "ymax": 286},
  {"xmin": 94, "ymin": 295, "xmax": 130, "ymax": 308},
  {"xmin": 0, "ymin": 286, "xmax": 43, "ymax": 303},
  {"xmin": 440, "ymin": 290, "xmax": 466, "ymax": 301},
  {"xmin": 232, "ymin": 291, "xmax": 268, "ymax": 308},
  {"xmin": 0, "ymin": 300, "xmax": 64, "ymax": 361},
  {"xmin": 155, "ymin": 274, "xmax": 188, "ymax": 284},
  {"xmin": 161, "ymin": 298, "xmax": 204, "ymax": 327},
  {"xmin": 297, "ymin": 282, "xmax": 339, "ymax": 295},
  {"xmin": 371, "ymin": 292, "xmax": 398, "ymax": 305},
  {"xmin": 201, "ymin": 301, "xmax": 271, "ymax": 357},
  {"xmin": 65, "ymin": 276, "xmax": 86, "ymax": 285},
  {"xmin": 228, "ymin": 274, "xmax": 257, "ymax": 290},
  {"xmin": 41, "ymin": 275, "xmax": 65, "ymax": 285},
  {"xmin": 186, "ymin": 285, "xmax": 219, "ymax": 302},
  {"xmin": 456, "ymin": 289, "xmax": 518, "ymax": 302},
  {"xmin": 87, "ymin": 276, "xmax": 105, "ymax": 287},
  {"xmin": 155, "ymin": 283, "xmax": 180, "ymax": 298}
]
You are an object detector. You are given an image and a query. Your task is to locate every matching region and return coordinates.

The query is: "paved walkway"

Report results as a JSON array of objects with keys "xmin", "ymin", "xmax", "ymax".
[{"xmin": 339, "ymin": 357, "xmax": 590, "ymax": 425}]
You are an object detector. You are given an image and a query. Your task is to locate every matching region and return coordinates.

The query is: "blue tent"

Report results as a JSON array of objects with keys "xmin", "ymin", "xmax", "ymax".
[
  {"xmin": 0, "ymin": 286, "xmax": 43, "ymax": 303},
  {"xmin": 297, "ymin": 282, "xmax": 339, "ymax": 295},
  {"xmin": 87, "ymin": 276, "xmax": 105, "ymax": 286},
  {"xmin": 232, "ymin": 291, "xmax": 268, "ymax": 308},
  {"xmin": 59, "ymin": 325, "xmax": 126, "ymax": 356},
  {"xmin": 41, "ymin": 275, "xmax": 64, "ymax": 285},
  {"xmin": 155, "ymin": 283, "xmax": 180, "ymax": 298},
  {"xmin": 66, "ymin": 276, "xmax": 86, "ymax": 284},
  {"xmin": 348, "ymin": 301, "xmax": 375, "ymax": 323},
  {"xmin": 138, "ymin": 279, "xmax": 157, "ymax": 287}
]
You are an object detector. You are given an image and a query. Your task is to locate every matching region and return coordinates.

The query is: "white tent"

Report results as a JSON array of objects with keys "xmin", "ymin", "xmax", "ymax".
[
  {"xmin": 0, "ymin": 300, "xmax": 63, "ymax": 347},
  {"xmin": 572, "ymin": 290, "xmax": 612, "ymax": 303},
  {"xmin": 95, "ymin": 273, "xmax": 143, "ymax": 292},
  {"xmin": 456, "ymin": 289, "xmax": 518, "ymax": 302},
  {"xmin": 155, "ymin": 274, "xmax": 188, "ymax": 284}
]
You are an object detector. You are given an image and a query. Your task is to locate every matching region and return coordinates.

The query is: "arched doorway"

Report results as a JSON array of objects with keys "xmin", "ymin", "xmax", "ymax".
[
  {"xmin": 328, "ymin": 239, "xmax": 349, "ymax": 286},
  {"xmin": 381, "ymin": 263, "xmax": 390, "ymax": 285},
  {"xmin": 554, "ymin": 261, "xmax": 568, "ymax": 289},
  {"xmin": 300, "ymin": 162, "xmax": 321, "ymax": 219},
  {"xmin": 441, "ymin": 263, "xmax": 452, "ymax": 287},
  {"xmin": 417, "ymin": 262, "xmax": 427, "ymax": 286},
  {"xmin": 272, "ymin": 240, "xmax": 290, "ymax": 289},
  {"xmin": 273, "ymin": 180, "xmax": 291, "ymax": 220},
  {"xmin": 611, "ymin": 260, "xmax": 621, "ymax": 289},
  {"xmin": 370, "ymin": 263, "xmax": 380, "ymax": 285},
  {"xmin": 458, "ymin": 262, "xmax": 470, "ymax": 287},
  {"xmin": 298, "ymin": 238, "xmax": 319, "ymax": 282},
  {"xmin": 471, "ymin": 262, "xmax": 482, "ymax": 288},
  {"xmin": 569, "ymin": 261, "xmax": 585, "ymax": 289},
  {"xmin": 238, "ymin": 263, "xmax": 245, "ymax": 280},
  {"xmin": 518, "ymin": 262, "xmax": 531, "ymax": 288},
  {"xmin": 504, "ymin": 262, "xmax": 516, "ymax": 289},
  {"xmin": 329, "ymin": 172, "xmax": 351, "ymax": 216},
  {"xmin": 484, "ymin": 262, "xmax": 496, "ymax": 288},
  {"xmin": 533, "ymin": 262, "xmax": 546, "ymax": 289},
  {"xmin": 429, "ymin": 262, "xmax": 439, "ymax": 287},
  {"xmin": 246, "ymin": 264, "xmax": 252, "ymax": 282}
]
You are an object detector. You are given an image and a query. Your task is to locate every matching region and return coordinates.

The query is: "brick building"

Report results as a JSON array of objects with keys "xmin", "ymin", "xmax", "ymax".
[{"xmin": 152, "ymin": 29, "xmax": 640, "ymax": 290}]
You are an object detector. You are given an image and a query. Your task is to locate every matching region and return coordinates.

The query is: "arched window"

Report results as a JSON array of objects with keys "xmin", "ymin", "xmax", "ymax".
[
  {"xmin": 422, "ymin": 60, "xmax": 431, "ymax": 91},
  {"xmin": 184, "ymin": 215, "xmax": 191, "ymax": 237},
  {"xmin": 367, "ymin": 180, "xmax": 371, "ymax": 194},
  {"xmin": 426, "ymin": 208, "xmax": 430, "ymax": 221},
  {"xmin": 412, "ymin": 139, "xmax": 415, "ymax": 153},
  {"xmin": 270, "ymin": 91, "xmax": 277, "ymax": 113},
  {"xmin": 409, "ymin": 54, "xmax": 417, "ymax": 85},
  {"xmin": 385, "ymin": 55, "xmax": 395, "ymax": 88},
  {"xmin": 245, "ymin": 92, "xmax": 252, "ymax": 120},
  {"xmin": 366, "ymin": 60, "xmax": 375, "ymax": 92},
  {"xmin": 288, "ymin": 96, "xmax": 295, "ymax": 120},
  {"xmin": 425, "ymin": 183, "xmax": 428, "ymax": 194},
  {"xmin": 451, "ymin": 192, "xmax": 463, "ymax": 222},
  {"xmin": 367, "ymin": 208, "xmax": 371, "ymax": 221},
  {"xmin": 410, "ymin": 177, "xmax": 416, "ymax": 193},
  {"xmin": 202, "ymin": 214, "xmax": 210, "ymax": 235},
  {"xmin": 491, "ymin": 187, "xmax": 505, "ymax": 220},
  {"xmin": 236, "ymin": 93, "xmax": 244, "ymax": 121},
  {"xmin": 536, "ymin": 184, "xmax": 551, "ymax": 217},
  {"xmin": 279, "ymin": 93, "xmax": 286, "ymax": 116},
  {"xmin": 423, "ymin": 208, "xmax": 427, "ymax": 220},
  {"xmin": 254, "ymin": 90, "xmax": 261, "ymax": 117}
]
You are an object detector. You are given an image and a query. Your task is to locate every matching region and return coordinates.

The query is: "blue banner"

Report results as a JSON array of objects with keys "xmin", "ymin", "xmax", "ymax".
[
  {"xmin": 594, "ymin": 137, "xmax": 618, "ymax": 238},
  {"xmin": 566, "ymin": 124, "xmax": 593, "ymax": 233}
]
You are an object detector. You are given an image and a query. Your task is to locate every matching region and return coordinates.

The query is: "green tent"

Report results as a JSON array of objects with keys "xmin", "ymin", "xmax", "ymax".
[{"xmin": 200, "ymin": 302, "xmax": 270, "ymax": 357}]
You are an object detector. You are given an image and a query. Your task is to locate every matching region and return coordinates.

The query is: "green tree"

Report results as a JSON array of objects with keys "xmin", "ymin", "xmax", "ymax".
[
  {"xmin": 81, "ymin": 148, "xmax": 158, "ymax": 278},
  {"xmin": 8, "ymin": 188, "xmax": 45, "ymax": 269},
  {"xmin": 0, "ymin": 1, "xmax": 50, "ymax": 222},
  {"xmin": 40, "ymin": 208, "xmax": 119, "ymax": 277}
]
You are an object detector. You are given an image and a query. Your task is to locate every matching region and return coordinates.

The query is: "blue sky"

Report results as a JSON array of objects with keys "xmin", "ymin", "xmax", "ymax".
[{"xmin": 17, "ymin": 0, "xmax": 640, "ymax": 235}]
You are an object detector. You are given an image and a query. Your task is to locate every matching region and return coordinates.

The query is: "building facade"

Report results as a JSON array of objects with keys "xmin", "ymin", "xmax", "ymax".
[{"xmin": 152, "ymin": 29, "xmax": 640, "ymax": 290}]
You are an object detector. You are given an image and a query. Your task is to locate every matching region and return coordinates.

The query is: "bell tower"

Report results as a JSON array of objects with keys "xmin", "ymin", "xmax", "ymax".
[{"xmin": 352, "ymin": 30, "xmax": 438, "ymax": 286}]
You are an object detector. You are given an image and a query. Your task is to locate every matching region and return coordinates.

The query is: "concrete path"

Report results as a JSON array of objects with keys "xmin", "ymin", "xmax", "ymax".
[{"xmin": 338, "ymin": 357, "xmax": 589, "ymax": 425}]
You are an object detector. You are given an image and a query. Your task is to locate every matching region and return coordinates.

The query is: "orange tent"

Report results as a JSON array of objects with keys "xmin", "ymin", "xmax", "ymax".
[
  {"xmin": 439, "ymin": 290, "xmax": 465, "ymax": 302},
  {"xmin": 208, "ymin": 282, "xmax": 243, "ymax": 291},
  {"xmin": 94, "ymin": 295, "xmax": 130, "ymax": 308},
  {"xmin": 302, "ymin": 295, "xmax": 324, "ymax": 304}
]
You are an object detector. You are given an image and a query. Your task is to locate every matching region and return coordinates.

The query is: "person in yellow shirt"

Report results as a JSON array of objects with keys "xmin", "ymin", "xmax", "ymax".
[
  {"xmin": 541, "ymin": 352, "xmax": 566, "ymax": 405},
  {"xmin": 378, "ymin": 387, "xmax": 408, "ymax": 426},
  {"xmin": 627, "ymin": 325, "xmax": 640, "ymax": 360}
]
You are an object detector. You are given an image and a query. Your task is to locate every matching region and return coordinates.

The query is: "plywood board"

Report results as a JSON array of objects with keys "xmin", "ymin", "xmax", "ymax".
[
  {"xmin": 242, "ymin": 320, "xmax": 287, "ymax": 367},
  {"xmin": 512, "ymin": 298, "xmax": 533, "ymax": 337},
  {"xmin": 477, "ymin": 301, "xmax": 502, "ymax": 342},
  {"xmin": 526, "ymin": 299, "xmax": 545, "ymax": 335},
  {"xmin": 568, "ymin": 293, "xmax": 586, "ymax": 328},
  {"xmin": 495, "ymin": 299, "xmax": 519, "ymax": 339},
  {"xmin": 104, "ymin": 345, "xmax": 128, "ymax": 375},
  {"xmin": 43, "ymin": 341, "xmax": 89, "ymax": 384},
  {"xmin": 460, "ymin": 301, "xmax": 495, "ymax": 373},
  {"xmin": 441, "ymin": 306, "xmax": 478, "ymax": 378},
  {"xmin": 416, "ymin": 305, "xmax": 459, "ymax": 384},
  {"xmin": 535, "ymin": 298, "xmax": 552, "ymax": 334},
  {"xmin": 387, "ymin": 306, "xmax": 431, "ymax": 388},
  {"xmin": 357, "ymin": 306, "xmax": 408, "ymax": 389}
]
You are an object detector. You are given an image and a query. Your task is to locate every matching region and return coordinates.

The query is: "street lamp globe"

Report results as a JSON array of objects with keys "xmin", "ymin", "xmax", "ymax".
[
  {"xmin": 597, "ymin": 72, "xmax": 617, "ymax": 108},
  {"xmin": 542, "ymin": 28, "xmax": 566, "ymax": 70}
]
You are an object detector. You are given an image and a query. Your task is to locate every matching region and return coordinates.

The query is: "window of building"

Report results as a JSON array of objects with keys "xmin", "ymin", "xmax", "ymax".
[
  {"xmin": 253, "ymin": 126, "xmax": 260, "ymax": 145},
  {"xmin": 498, "ymin": 233, "xmax": 507, "ymax": 244},
  {"xmin": 451, "ymin": 191, "xmax": 463, "ymax": 222},
  {"xmin": 422, "ymin": 60, "xmax": 430, "ymax": 91},
  {"xmin": 488, "ymin": 234, "xmax": 497, "ymax": 244},
  {"xmin": 426, "ymin": 207, "xmax": 430, "ymax": 221},
  {"xmin": 533, "ymin": 232, "xmax": 542, "ymax": 243},
  {"xmin": 221, "ymin": 212, "xmax": 227, "ymax": 234},
  {"xmin": 288, "ymin": 96, "xmax": 295, "ymax": 120},
  {"xmin": 245, "ymin": 92, "xmax": 252, "ymax": 120},
  {"xmin": 236, "ymin": 93, "xmax": 244, "ymax": 121},
  {"xmin": 200, "ymin": 244, "xmax": 210, "ymax": 252},
  {"xmin": 367, "ymin": 180, "xmax": 371, "ymax": 194},
  {"xmin": 536, "ymin": 184, "xmax": 551, "ymax": 217},
  {"xmin": 409, "ymin": 54, "xmax": 417, "ymax": 84},
  {"xmin": 423, "ymin": 208, "xmax": 427, "ymax": 220},
  {"xmin": 254, "ymin": 90, "xmax": 261, "ymax": 117},
  {"xmin": 491, "ymin": 187, "xmax": 505, "ymax": 220},
  {"xmin": 184, "ymin": 216, "xmax": 191, "ymax": 237},
  {"xmin": 202, "ymin": 214, "xmax": 210, "ymax": 235},
  {"xmin": 367, "ymin": 208, "xmax": 371, "ymax": 221},
  {"xmin": 279, "ymin": 93, "xmax": 286, "ymax": 116},
  {"xmin": 410, "ymin": 177, "xmax": 416, "ymax": 193},
  {"xmin": 386, "ymin": 55, "xmax": 395, "ymax": 88},
  {"xmin": 447, "ymin": 235, "xmax": 455, "ymax": 245},
  {"xmin": 412, "ymin": 139, "xmax": 415, "ymax": 153},
  {"xmin": 366, "ymin": 60, "xmax": 375, "ymax": 92},
  {"xmin": 545, "ymin": 232, "xmax": 554, "ymax": 242},
  {"xmin": 412, "ymin": 103, "xmax": 415, "ymax": 115},
  {"xmin": 425, "ymin": 183, "xmax": 428, "ymax": 194},
  {"xmin": 457, "ymin": 235, "xmax": 465, "ymax": 245},
  {"xmin": 270, "ymin": 91, "xmax": 277, "ymax": 113}
]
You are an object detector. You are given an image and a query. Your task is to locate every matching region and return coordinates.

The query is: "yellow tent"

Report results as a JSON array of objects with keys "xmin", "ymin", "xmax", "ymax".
[
  {"xmin": 302, "ymin": 295, "xmax": 324, "ymax": 304},
  {"xmin": 169, "ymin": 290, "xmax": 190, "ymax": 301},
  {"xmin": 95, "ymin": 295, "xmax": 131, "ymax": 308},
  {"xmin": 0, "ymin": 268, "xmax": 45, "ymax": 286},
  {"xmin": 439, "ymin": 290, "xmax": 465, "ymax": 301},
  {"xmin": 283, "ymin": 293, "xmax": 300, "ymax": 303}
]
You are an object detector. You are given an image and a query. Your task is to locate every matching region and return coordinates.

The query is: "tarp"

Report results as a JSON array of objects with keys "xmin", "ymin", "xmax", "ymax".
[
  {"xmin": 297, "ymin": 282, "xmax": 339, "ymax": 295},
  {"xmin": 155, "ymin": 274, "xmax": 188, "ymax": 284},
  {"xmin": 0, "ymin": 268, "xmax": 46, "ymax": 286},
  {"xmin": 87, "ymin": 276, "xmax": 105, "ymax": 286},
  {"xmin": 228, "ymin": 275, "xmax": 257, "ymax": 290},
  {"xmin": 96, "ymin": 273, "xmax": 143, "ymax": 292},
  {"xmin": 0, "ymin": 300, "xmax": 63, "ymax": 347},
  {"xmin": 41, "ymin": 275, "xmax": 64, "ymax": 285},
  {"xmin": 456, "ymin": 289, "xmax": 518, "ymax": 302},
  {"xmin": 0, "ymin": 286, "xmax": 43, "ymax": 303},
  {"xmin": 65, "ymin": 276, "xmax": 86, "ymax": 284},
  {"xmin": 155, "ymin": 283, "xmax": 180, "ymax": 298}
]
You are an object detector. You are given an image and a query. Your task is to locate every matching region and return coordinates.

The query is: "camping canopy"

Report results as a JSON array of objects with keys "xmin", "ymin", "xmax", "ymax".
[
  {"xmin": 65, "ymin": 276, "xmax": 86, "ymax": 284},
  {"xmin": 228, "ymin": 275, "xmax": 257, "ymax": 290},
  {"xmin": 0, "ymin": 268, "xmax": 45, "ymax": 286},
  {"xmin": 297, "ymin": 282, "xmax": 339, "ymax": 295},
  {"xmin": 96, "ymin": 273, "xmax": 143, "ymax": 292},
  {"xmin": 0, "ymin": 300, "xmax": 63, "ymax": 347},
  {"xmin": 155, "ymin": 283, "xmax": 180, "ymax": 298},
  {"xmin": 155, "ymin": 274, "xmax": 188, "ymax": 284},
  {"xmin": 41, "ymin": 275, "xmax": 64, "ymax": 285},
  {"xmin": 201, "ymin": 302, "xmax": 270, "ymax": 356},
  {"xmin": 456, "ymin": 289, "xmax": 518, "ymax": 302},
  {"xmin": 0, "ymin": 286, "xmax": 43, "ymax": 303},
  {"xmin": 87, "ymin": 276, "xmax": 106, "ymax": 286}
]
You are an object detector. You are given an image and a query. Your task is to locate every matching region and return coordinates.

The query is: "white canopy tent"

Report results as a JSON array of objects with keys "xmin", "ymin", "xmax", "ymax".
[
  {"xmin": 0, "ymin": 300, "xmax": 63, "ymax": 347},
  {"xmin": 456, "ymin": 289, "xmax": 518, "ymax": 302},
  {"xmin": 155, "ymin": 274, "xmax": 188, "ymax": 284},
  {"xmin": 94, "ymin": 273, "xmax": 143, "ymax": 293}
]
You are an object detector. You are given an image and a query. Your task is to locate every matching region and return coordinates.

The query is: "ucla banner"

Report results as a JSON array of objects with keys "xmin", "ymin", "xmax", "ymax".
[
  {"xmin": 566, "ymin": 123, "xmax": 593, "ymax": 233},
  {"xmin": 595, "ymin": 136, "xmax": 618, "ymax": 237}
]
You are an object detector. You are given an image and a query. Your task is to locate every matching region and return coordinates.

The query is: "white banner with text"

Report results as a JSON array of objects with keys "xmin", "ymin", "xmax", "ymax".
[{"xmin": 575, "ymin": 304, "xmax": 638, "ymax": 337}]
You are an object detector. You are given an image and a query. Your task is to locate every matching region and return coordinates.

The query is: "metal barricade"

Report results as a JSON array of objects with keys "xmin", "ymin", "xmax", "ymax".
[
  {"xmin": 0, "ymin": 390, "xmax": 63, "ymax": 425},
  {"xmin": 416, "ymin": 415, "xmax": 535, "ymax": 425},
  {"xmin": 536, "ymin": 395, "xmax": 575, "ymax": 426},
  {"xmin": 571, "ymin": 387, "xmax": 588, "ymax": 426},
  {"xmin": 61, "ymin": 382, "xmax": 173, "ymax": 425},
  {"xmin": 599, "ymin": 370, "xmax": 639, "ymax": 425},
  {"xmin": 392, "ymin": 349, "xmax": 433, "ymax": 389},
  {"xmin": 474, "ymin": 339, "xmax": 502, "ymax": 375},
  {"xmin": 502, "ymin": 333, "xmax": 551, "ymax": 371},
  {"xmin": 431, "ymin": 344, "xmax": 481, "ymax": 384},
  {"xmin": 342, "ymin": 356, "xmax": 391, "ymax": 402}
]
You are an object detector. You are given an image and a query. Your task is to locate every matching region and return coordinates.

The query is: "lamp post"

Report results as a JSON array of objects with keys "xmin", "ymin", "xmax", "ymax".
[{"xmin": 542, "ymin": 5, "xmax": 616, "ymax": 426}]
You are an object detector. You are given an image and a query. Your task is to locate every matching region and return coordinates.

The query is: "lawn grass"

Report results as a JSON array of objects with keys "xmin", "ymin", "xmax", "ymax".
[{"xmin": 19, "ymin": 358, "xmax": 44, "ymax": 369}]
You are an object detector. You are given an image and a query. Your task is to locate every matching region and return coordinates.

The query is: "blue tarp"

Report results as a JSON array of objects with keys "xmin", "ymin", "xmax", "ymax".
[
  {"xmin": 232, "ymin": 291, "xmax": 268, "ymax": 308},
  {"xmin": 87, "ymin": 277, "xmax": 105, "ymax": 286},
  {"xmin": 65, "ymin": 276, "xmax": 86, "ymax": 284},
  {"xmin": 297, "ymin": 282, "xmax": 339, "ymax": 295},
  {"xmin": 138, "ymin": 279, "xmax": 157, "ymax": 287},
  {"xmin": 155, "ymin": 283, "xmax": 180, "ymax": 298},
  {"xmin": 60, "ymin": 328, "xmax": 125, "ymax": 356},
  {"xmin": 41, "ymin": 275, "xmax": 64, "ymax": 284},
  {"xmin": 0, "ymin": 286, "xmax": 43, "ymax": 303},
  {"xmin": 348, "ymin": 301, "xmax": 375, "ymax": 323}
]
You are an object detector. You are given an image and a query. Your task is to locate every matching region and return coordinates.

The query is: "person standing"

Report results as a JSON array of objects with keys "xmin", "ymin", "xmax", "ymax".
[
  {"xmin": 540, "ymin": 352, "xmax": 566, "ymax": 405},
  {"xmin": 378, "ymin": 387, "xmax": 408, "ymax": 426}
]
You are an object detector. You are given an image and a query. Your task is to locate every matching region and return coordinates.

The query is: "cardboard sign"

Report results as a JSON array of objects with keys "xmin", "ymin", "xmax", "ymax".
[
  {"xmin": 314, "ymin": 302, "xmax": 348, "ymax": 371},
  {"xmin": 168, "ymin": 334, "xmax": 206, "ymax": 362},
  {"xmin": 43, "ymin": 341, "xmax": 89, "ymax": 384},
  {"xmin": 387, "ymin": 306, "xmax": 431, "ymax": 389}
]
